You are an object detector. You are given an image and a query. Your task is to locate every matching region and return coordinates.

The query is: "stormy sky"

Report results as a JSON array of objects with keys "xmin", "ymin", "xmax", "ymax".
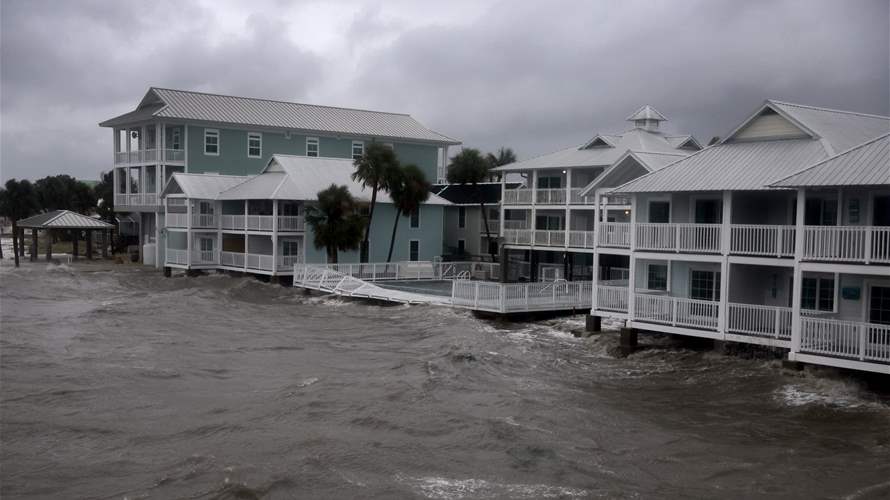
[{"xmin": 1, "ymin": 0, "xmax": 888, "ymax": 182}]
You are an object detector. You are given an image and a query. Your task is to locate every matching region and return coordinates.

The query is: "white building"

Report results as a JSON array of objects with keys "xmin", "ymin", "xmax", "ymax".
[
  {"xmin": 493, "ymin": 106, "xmax": 701, "ymax": 282},
  {"xmin": 590, "ymin": 100, "xmax": 889, "ymax": 374}
]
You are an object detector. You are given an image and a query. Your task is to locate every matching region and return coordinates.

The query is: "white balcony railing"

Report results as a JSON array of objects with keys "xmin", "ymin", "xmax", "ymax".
[
  {"xmin": 246, "ymin": 215, "xmax": 274, "ymax": 231},
  {"xmin": 534, "ymin": 230, "xmax": 566, "ymax": 247},
  {"xmin": 114, "ymin": 148, "xmax": 185, "ymax": 165},
  {"xmin": 503, "ymin": 220, "xmax": 529, "ymax": 230},
  {"xmin": 191, "ymin": 214, "xmax": 216, "ymax": 228},
  {"xmin": 503, "ymin": 229, "xmax": 533, "ymax": 245},
  {"xmin": 730, "ymin": 225, "xmax": 795, "ymax": 257},
  {"xmin": 634, "ymin": 294, "xmax": 720, "ymax": 330},
  {"xmin": 596, "ymin": 285, "xmax": 629, "ymax": 313},
  {"xmin": 569, "ymin": 188, "xmax": 596, "ymax": 205},
  {"xmin": 535, "ymin": 188, "xmax": 566, "ymax": 205},
  {"xmin": 114, "ymin": 192, "xmax": 161, "ymax": 207},
  {"xmin": 278, "ymin": 216, "xmax": 305, "ymax": 232},
  {"xmin": 503, "ymin": 189, "xmax": 532, "ymax": 204},
  {"xmin": 246, "ymin": 253, "xmax": 275, "ymax": 271},
  {"xmin": 220, "ymin": 215, "xmax": 245, "ymax": 230},
  {"xmin": 800, "ymin": 317, "xmax": 890, "ymax": 363},
  {"xmin": 277, "ymin": 254, "xmax": 304, "ymax": 270},
  {"xmin": 482, "ymin": 219, "xmax": 499, "ymax": 234},
  {"xmin": 635, "ymin": 223, "xmax": 721, "ymax": 253},
  {"xmin": 164, "ymin": 149, "xmax": 185, "ymax": 162},
  {"xmin": 726, "ymin": 303, "xmax": 792, "ymax": 340},
  {"xmin": 165, "ymin": 213, "xmax": 188, "ymax": 228},
  {"xmin": 221, "ymin": 251, "xmax": 245, "ymax": 268},
  {"xmin": 568, "ymin": 230, "xmax": 596, "ymax": 249},
  {"xmin": 451, "ymin": 280, "xmax": 592, "ymax": 313},
  {"xmin": 598, "ymin": 222, "xmax": 631, "ymax": 248},
  {"xmin": 192, "ymin": 249, "xmax": 217, "ymax": 265},
  {"xmin": 802, "ymin": 226, "xmax": 890, "ymax": 264},
  {"xmin": 166, "ymin": 249, "xmax": 188, "ymax": 265}
]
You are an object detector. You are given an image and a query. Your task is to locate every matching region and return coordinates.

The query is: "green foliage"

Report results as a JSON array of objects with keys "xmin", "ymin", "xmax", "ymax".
[
  {"xmin": 94, "ymin": 171, "xmax": 115, "ymax": 222},
  {"xmin": 446, "ymin": 148, "xmax": 491, "ymax": 185},
  {"xmin": 386, "ymin": 164, "xmax": 431, "ymax": 262},
  {"xmin": 0, "ymin": 179, "xmax": 40, "ymax": 220},
  {"xmin": 304, "ymin": 184, "xmax": 365, "ymax": 263},
  {"xmin": 34, "ymin": 175, "xmax": 95, "ymax": 213},
  {"xmin": 352, "ymin": 142, "xmax": 401, "ymax": 261},
  {"xmin": 485, "ymin": 147, "xmax": 517, "ymax": 169}
]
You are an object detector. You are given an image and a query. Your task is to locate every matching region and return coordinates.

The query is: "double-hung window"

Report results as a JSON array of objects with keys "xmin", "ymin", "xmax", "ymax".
[
  {"xmin": 410, "ymin": 209, "xmax": 420, "ymax": 228},
  {"xmin": 352, "ymin": 141, "xmax": 364, "ymax": 160},
  {"xmin": 802, "ymin": 277, "xmax": 835, "ymax": 312},
  {"xmin": 647, "ymin": 264, "xmax": 668, "ymax": 291},
  {"xmin": 247, "ymin": 133, "xmax": 262, "ymax": 158},
  {"xmin": 306, "ymin": 137, "xmax": 319, "ymax": 157},
  {"xmin": 204, "ymin": 129, "xmax": 219, "ymax": 156},
  {"xmin": 458, "ymin": 207, "xmax": 466, "ymax": 228},
  {"xmin": 689, "ymin": 269, "xmax": 720, "ymax": 301},
  {"xmin": 171, "ymin": 128, "xmax": 182, "ymax": 150}
]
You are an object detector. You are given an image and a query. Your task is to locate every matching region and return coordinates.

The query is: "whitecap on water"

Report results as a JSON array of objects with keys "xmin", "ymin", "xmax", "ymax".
[
  {"xmin": 395, "ymin": 474, "xmax": 589, "ymax": 499},
  {"xmin": 775, "ymin": 376, "xmax": 889, "ymax": 410}
]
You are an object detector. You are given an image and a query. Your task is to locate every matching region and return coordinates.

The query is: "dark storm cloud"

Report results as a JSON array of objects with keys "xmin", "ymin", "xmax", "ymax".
[
  {"xmin": 348, "ymin": 0, "xmax": 890, "ymax": 159},
  {"xmin": 1, "ymin": 0, "xmax": 887, "ymax": 181}
]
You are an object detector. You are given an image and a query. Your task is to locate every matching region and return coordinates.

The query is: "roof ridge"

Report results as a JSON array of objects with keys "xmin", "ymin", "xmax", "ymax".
[
  {"xmin": 628, "ymin": 150, "xmax": 688, "ymax": 157},
  {"xmin": 45, "ymin": 210, "xmax": 68, "ymax": 225},
  {"xmin": 609, "ymin": 142, "xmax": 716, "ymax": 192},
  {"xmin": 770, "ymin": 131, "xmax": 890, "ymax": 186},
  {"xmin": 768, "ymin": 99, "xmax": 890, "ymax": 120},
  {"xmin": 151, "ymin": 87, "xmax": 414, "ymax": 117}
]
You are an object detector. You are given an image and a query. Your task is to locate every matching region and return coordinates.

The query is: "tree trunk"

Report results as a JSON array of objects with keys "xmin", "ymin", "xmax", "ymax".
[
  {"xmin": 386, "ymin": 209, "xmax": 402, "ymax": 264},
  {"xmin": 327, "ymin": 246, "xmax": 338, "ymax": 264},
  {"xmin": 361, "ymin": 186, "xmax": 378, "ymax": 263},
  {"xmin": 480, "ymin": 201, "xmax": 496, "ymax": 262},
  {"xmin": 12, "ymin": 222, "xmax": 19, "ymax": 267},
  {"xmin": 0, "ymin": 225, "xmax": 4, "ymax": 259}
]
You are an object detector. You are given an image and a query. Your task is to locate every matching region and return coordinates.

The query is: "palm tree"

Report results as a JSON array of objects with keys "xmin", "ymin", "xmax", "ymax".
[
  {"xmin": 485, "ymin": 147, "xmax": 517, "ymax": 181},
  {"xmin": 446, "ymin": 148, "xmax": 497, "ymax": 261},
  {"xmin": 352, "ymin": 142, "xmax": 400, "ymax": 262},
  {"xmin": 386, "ymin": 164, "xmax": 431, "ymax": 263},
  {"xmin": 304, "ymin": 184, "xmax": 365, "ymax": 264}
]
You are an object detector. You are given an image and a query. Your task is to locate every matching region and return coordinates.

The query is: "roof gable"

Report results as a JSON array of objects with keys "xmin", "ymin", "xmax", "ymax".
[
  {"xmin": 725, "ymin": 105, "xmax": 812, "ymax": 143},
  {"xmin": 581, "ymin": 135, "xmax": 615, "ymax": 149}
]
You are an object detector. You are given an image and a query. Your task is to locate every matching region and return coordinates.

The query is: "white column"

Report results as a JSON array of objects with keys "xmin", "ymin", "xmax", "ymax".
[
  {"xmin": 154, "ymin": 213, "xmax": 160, "ymax": 269},
  {"xmin": 565, "ymin": 169, "xmax": 572, "ymax": 246},
  {"xmin": 186, "ymin": 200, "xmax": 192, "ymax": 267},
  {"xmin": 591, "ymin": 250, "xmax": 600, "ymax": 313},
  {"xmin": 629, "ymin": 194, "xmax": 638, "ymax": 250},
  {"xmin": 499, "ymin": 175, "xmax": 506, "ymax": 238},
  {"xmin": 243, "ymin": 200, "xmax": 249, "ymax": 270},
  {"xmin": 627, "ymin": 255, "xmax": 637, "ymax": 326},
  {"xmin": 790, "ymin": 188, "xmax": 806, "ymax": 354},
  {"xmin": 272, "ymin": 200, "xmax": 279, "ymax": 273},
  {"xmin": 530, "ymin": 170, "xmax": 538, "ymax": 238},
  {"xmin": 718, "ymin": 190, "xmax": 732, "ymax": 336}
]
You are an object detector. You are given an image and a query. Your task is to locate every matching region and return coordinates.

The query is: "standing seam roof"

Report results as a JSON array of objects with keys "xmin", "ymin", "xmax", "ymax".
[{"xmin": 771, "ymin": 133, "xmax": 890, "ymax": 187}]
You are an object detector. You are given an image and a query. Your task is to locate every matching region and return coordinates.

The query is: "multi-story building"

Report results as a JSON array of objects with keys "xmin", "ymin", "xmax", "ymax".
[
  {"xmin": 433, "ymin": 182, "xmax": 520, "ymax": 260},
  {"xmin": 492, "ymin": 105, "xmax": 701, "ymax": 282},
  {"xmin": 99, "ymin": 87, "xmax": 460, "ymax": 266},
  {"xmin": 590, "ymin": 100, "xmax": 889, "ymax": 374},
  {"xmin": 159, "ymin": 155, "xmax": 451, "ymax": 275}
]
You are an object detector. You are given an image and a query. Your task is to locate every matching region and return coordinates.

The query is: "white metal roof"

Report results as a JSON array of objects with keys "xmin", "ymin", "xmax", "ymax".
[
  {"xmin": 771, "ymin": 133, "xmax": 890, "ymax": 188},
  {"xmin": 17, "ymin": 210, "xmax": 114, "ymax": 229},
  {"xmin": 100, "ymin": 87, "xmax": 461, "ymax": 145},
  {"xmin": 217, "ymin": 155, "xmax": 451, "ymax": 205},
  {"xmin": 494, "ymin": 126, "xmax": 697, "ymax": 172},
  {"xmin": 162, "ymin": 173, "xmax": 250, "ymax": 199},
  {"xmin": 613, "ymin": 100, "xmax": 890, "ymax": 193},
  {"xmin": 578, "ymin": 150, "xmax": 687, "ymax": 196},
  {"xmin": 626, "ymin": 105, "xmax": 667, "ymax": 122}
]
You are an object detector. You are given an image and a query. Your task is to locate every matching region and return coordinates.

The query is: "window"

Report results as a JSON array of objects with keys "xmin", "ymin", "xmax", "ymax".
[
  {"xmin": 171, "ymin": 128, "xmax": 182, "ymax": 150},
  {"xmin": 410, "ymin": 209, "xmax": 420, "ymax": 228},
  {"xmin": 690, "ymin": 269, "xmax": 720, "ymax": 301},
  {"xmin": 649, "ymin": 201, "xmax": 670, "ymax": 223},
  {"xmin": 117, "ymin": 168, "xmax": 127, "ymax": 194},
  {"xmin": 306, "ymin": 137, "xmax": 319, "ymax": 157},
  {"xmin": 409, "ymin": 240, "xmax": 419, "ymax": 261},
  {"xmin": 458, "ymin": 207, "xmax": 466, "ymax": 228},
  {"xmin": 802, "ymin": 277, "xmax": 835, "ymax": 312},
  {"xmin": 647, "ymin": 264, "xmax": 668, "ymax": 291},
  {"xmin": 457, "ymin": 239, "xmax": 466, "ymax": 254},
  {"xmin": 204, "ymin": 129, "xmax": 219, "ymax": 155},
  {"xmin": 352, "ymin": 141, "xmax": 364, "ymax": 160},
  {"xmin": 537, "ymin": 176, "xmax": 561, "ymax": 189},
  {"xmin": 198, "ymin": 201, "xmax": 214, "ymax": 215},
  {"xmin": 805, "ymin": 198, "xmax": 838, "ymax": 226},
  {"xmin": 870, "ymin": 286, "xmax": 890, "ymax": 325},
  {"xmin": 282, "ymin": 240, "xmax": 301, "ymax": 257},
  {"xmin": 247, "ymin": 133, "xmax": 262, "ymax": 158},
  {"xmin": 694, "ymin": 199, "xmax": 722, "ymax": 223},
  {"xmin": 200, "ymin": 238, "xmax": 214, "ymax": 252}
]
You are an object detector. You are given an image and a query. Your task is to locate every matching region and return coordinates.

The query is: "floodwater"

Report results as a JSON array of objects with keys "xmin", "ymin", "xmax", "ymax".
[{"xmin": 2, "ymin": 260, "xmax": 889, "ymax": 499}]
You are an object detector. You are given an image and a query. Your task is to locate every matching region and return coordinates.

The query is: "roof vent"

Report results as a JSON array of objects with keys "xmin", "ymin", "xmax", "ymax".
[{"xmin": 627, "ymin": 105, "xmax": 667, "ymax": 131}]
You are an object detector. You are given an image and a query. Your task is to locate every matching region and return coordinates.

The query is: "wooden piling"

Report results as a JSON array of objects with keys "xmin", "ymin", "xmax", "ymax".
[
  {"xmin": 72, "ymin": 231, "xmax": 79, "ymax": 260},
  {"xmin": 85, "ymin": 231, "xmax": 93, "ymax": 260},
  {"xmin": 46, "ymin": 229, "xmax": 53, "ymax": 261},
  {"xmin": 12, "ymin": 223, "xmax": 19, "ymax": 267},
  {"xmin": 30, "ymin": 228, "xmax": 38, "ymax": 261}
]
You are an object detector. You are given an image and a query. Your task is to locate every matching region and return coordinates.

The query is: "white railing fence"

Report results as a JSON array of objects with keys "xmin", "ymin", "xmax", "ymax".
[
  {"xmin": 278, "ymin": 216, "xmax": 305, "ymax": 232},
  {"xmin": 503, "ymin": 229, "xmax": 532, "ymax": 245},
  {"xmin": 568, "ymin": 230, "xmax": 596, "ymax": 249},
  {"xmin": 596, "ymin": 285, "xmax": 628, "ymax": 313},
  {"xmin": 192, "ymin": 249, "xmax": 217, "ymax": 264},
  {"xmin": 535, "ymin": 188, "xmax": 566, "ymax": 205},
  {"xmin": 730, "ymin": 225, "xmax": 795, "ymax": 257},
  {"xmin": 800, "ymin": 317, "xmax": 890, "ymax": 363},
  {"xmin": 246, "ymin": 253, "xmax": 274, "ymax": 271},
  {"xmin": 503, "ymin": 189, "xmax": 532, "ymax": 204},
  {"xmin": 220, "ymin": 214, "xmax": 246, "ymax": 230},
  {"xmin": 192, "ymin": 214, "xmax": 216, "ymax": 228},
  {"xmin": 634, "ymin": 294, "xmax": 719, "ymax": 330},
  {"xmin": 166, "ymin": 249, "xmax": 188, "ymax": 265},
  {"xmin": 803, "ymin": 226, "xmax": 890, "ymax": 264},
  {"xmin": 727, "ymin": 303, "xmax": 792, "ymax": 340},
  {"xmin": 165, "ymin": 213, "xmax": 188, "ymax": 228},
  {"xmin": 246, "ymin": 215, "xmax": 274, "ymax": 231},
  {"xmin": 534, "ymin": 230, "xmax": 566, "ymax": 247},
  {"xmin": 451, "ymin": 280, "xmax": 592, "ymax": 313},
  {"xmin": 569, "ymin": 188, "xmax": 596, "ymax": 205},
  {"xmin": 221, "ymin": 251, "xmax": 245, "ymax": 268},
  {"xmin": 598, "ymin": 222, "xmax": 631, "ymax": 248}
]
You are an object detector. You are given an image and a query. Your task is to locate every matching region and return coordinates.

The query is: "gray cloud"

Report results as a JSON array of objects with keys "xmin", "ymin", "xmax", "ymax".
[{"xmin": 1, "ymin": 0, "xmax": 887, "ymax": 182}]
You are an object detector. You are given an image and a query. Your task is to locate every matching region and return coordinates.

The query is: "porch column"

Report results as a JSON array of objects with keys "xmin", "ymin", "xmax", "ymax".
[
  {"xmin": 85, "ymin": 230, "xmax": 93, "ymax": 259},
  {"xmin": 629, "ymin": 195, "xmax": 638, "ymax": 251},
  {"xmin": 530, "ymin": 170, "xmax": 538, "ymax": 247},
  {"xmin": 30, "ymin": 228, "xmax": 37, "ymax": 261},
  {"xmin": 272, "ymin": 200, "xmax": 278, "ymax": 273},
  {"xmin": 154, "ymin": 213, "xmax": 160, "ymax": 268},
  {"xmin": 565, "ymin": 169, "xmax": 572, "ymax": 247},
  {"xmin": 243, "ymin": 200, "xmax": 249, "ymax": 270},
  {"xmin": 627, "ymin": 255, "xmax": 637, "ymax": 326},
  {"xmin": 499, "ymin": 174, "xmax": 506, "ymax": 238},
  {"xmin": 72, "ymin": 231, "xmax": 79, "ymax": 260},
  {"xmin": 46, "ymin": 229, "xmax": 53, "ymax": 260},
  {"xmin": 790, "ymin": 188, "xmax": 806, "ymax": 354},
  {"xmin": 718, "ymin": 191, "xmax": 732, "ymax": 335},
  {"xmin": 186, "ymin": 200, "xmax": 192, "ymax": 267},
  {"xmin": 591, "ymin": 250, "xmax": 600, "ymax": 313}
]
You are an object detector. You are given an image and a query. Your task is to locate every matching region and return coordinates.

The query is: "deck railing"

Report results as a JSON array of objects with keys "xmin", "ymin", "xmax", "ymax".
[
  {"xmin": 568, "ymin": 230, "xmax": 596, "ymax": 249},
  {"xmin": 802, "ymin": 226, "xmax": 890, "ymax": 264},
  {"xmin": 634, "ymin": 294, "xmax": 720, "ymax": 330},
  {"xmin": 730, "ymin": 225, "xmax": 795, "ymax": 257},
  {"xmin": 800, "ymin": 317, "xmax": 890, "ymax": 363},
  {"xmin": 727, "ymin": 303, "xmax": 792, "ymax": 340},
  {"xmin": 191, "ymin": 214, "xmax": 216, "ymax": 228},
  {"xmin": 221, "ymin": 215, "xmax": 245, "ymax": 230},
  {"xmin": 246, "ymin": 253, "xmax": 275, "ymax": 271},
  {"xmin": 192, "ymin": 249, "xmax": 217, "ymax": 265},
  {"xmin": 503, "ymin": 229, "xmax": 532, "ymax": 245},
  {"xmin": 598, "ymin": 222, "xmax": 631, "ymax": 248},
  {"xmin": 114, "ymin": 148, "xmax": 185, "ymax": 165},
  {"xmin": 165, "ymin": 213, "xmax": 188, "ymax": 228},
  {"xmin": 115, "ymin": 192, "xmax": 161, "ymax": 207},
  {"xmin": 277, "ymin": 254, "xmax": 303, "ymax": 270},
  {"xmin": 569, "ymin": 188, "xmax": 596, "ymax": 205},
  {"xmin": 596, "ymin": 285, "xmax": 629, "ymax": 313},
  {"xmin": 164, "ymin": 149, "xmax": 185, "ymax": 162},
  {"xmin": 635, "ymin": 223, "xmax": 721, "ymax": 253},
  {"xmin": 535, "ymin": 188, "xmax": 566, "ymax": 205},
  {"xmin": 246, "ymin": 215, "xmax": 274, "ymax": 231},
  {"xmin": 220, "ymin": 251, "xmax": 245, "ymax": 267},
  {"xmin": 534, "ymin": 230, "xmax": 566, "ymax": 247},
  {"xmin": 277, "ymin": 215, "xmax": 305, "ymax": 232},
  {"xmin": 166, "ymin": 249, "xmax": 188, "ymax": 265},
  {"xmin": 503, "ymin": 189, "xmax": 532, "ymax": 204},
  {"xmin": 503, "ymin": 220, "xmax": 529, "ymax": 230},
  {"xmin": 451, "ymin": 280, "xmax": 592, "ymax": 313}
]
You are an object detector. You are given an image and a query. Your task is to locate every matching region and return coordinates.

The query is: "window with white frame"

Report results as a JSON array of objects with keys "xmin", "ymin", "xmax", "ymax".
[
  {"xmin": 802, "ymin": 276, "xmax": 835, "ymax": 312},
  {"xmin": 410, "ymin": 209, "xmax": 420, "ymax": 228},
  {"xmin": 647, "ymin": 264, "xmax": 668, "ymax": 291},
  {"xmin": 171, "ymin": 128, "xmax": 182, "ymax": 150},
  {"xmin": 458, "ymin": 207, "xmax": 466, "ymax": 228},
  {"xmin": 204, "ymin": 129, "xmax": 219, "ymax": 155},
  {"xmin": 247, "ymin": 132, "xmax": 262, "ymax": 158},
  {"xmin": 352, "ymin": 141, "xmax": 364, "ymax": 160},
  {"xmin": 409, "ymin": 240, "xmax": 419, "ymax": 261},
  {"xmin": 306, "ymin": 137, "xmax": 319, "ymax": 157},
  {"xmin": 689, "ymin": 269, "xmax": 720, "ymax": 301}
]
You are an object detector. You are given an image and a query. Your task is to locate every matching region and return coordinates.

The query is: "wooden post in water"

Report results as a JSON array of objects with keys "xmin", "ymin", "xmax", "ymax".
[
  {"xmin": 12, "ymin": 223, "xmax": 19, "ymax": 267},
  {"xmin": 101, "ymin": 229, "xmax": 109, "ymax": 258},
  {"xmin": 85, "ymin": 230, "xmax": 93, "ymax": 260},
  {"xmin": 72, "ymin": 231, "xmax": 79, "ymax": 260},
  {"xmin": 46, "ymin": 229, "xmax": 53, "ymax": 261},
  {"xmin": 19, "ymin": 227, "xmax": 26, "ymax": 257},
  {"xmin": 30, "ymin": 228, "xmax": 38, "ymax": 261}
]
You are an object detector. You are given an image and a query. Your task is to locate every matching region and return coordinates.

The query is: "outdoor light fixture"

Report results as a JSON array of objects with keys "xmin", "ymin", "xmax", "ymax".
[{"xmin": 624, "ymin": 210, "xmax": 630, "ymax": 215}]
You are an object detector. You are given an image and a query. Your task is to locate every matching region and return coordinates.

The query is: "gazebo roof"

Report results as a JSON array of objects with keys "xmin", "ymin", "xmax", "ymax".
[{"xmin": 17, "ymin": 210, "xmax": 114, "ymax": 229}]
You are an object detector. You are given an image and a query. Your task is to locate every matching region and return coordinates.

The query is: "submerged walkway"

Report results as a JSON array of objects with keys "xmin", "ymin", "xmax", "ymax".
[{"xmin": 292, "ymin": 262, "xmax": 592, "ymax": 314}]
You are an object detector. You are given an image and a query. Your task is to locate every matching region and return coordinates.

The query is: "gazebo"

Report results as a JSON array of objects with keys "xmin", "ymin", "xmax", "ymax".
[{"xmin": 14, "ymin": 210, "xmax": 114, "ymax": 267}]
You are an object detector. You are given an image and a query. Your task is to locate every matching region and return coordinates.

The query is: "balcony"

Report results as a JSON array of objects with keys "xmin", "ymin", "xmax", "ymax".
[
  {"xmin": 598, "ymin": 222, "xmax": 631, "ymax": 248},
  {"xmin": 278, "ymin": 216, "xmax": 305, "ymax": 232},
  {"xmin": 596, "ymin": 285, "xmax": 629, "ymax": 313},
  {"xmin": 535, "ymin": 188, "xmax": 566, "ymax": 205},
  {"xmin": 726, "ymin": 303, "xmax": 792, "ymax": 340},
  {"xmin": 567, "ymin": 230, "xmax": 596, "ymax": 249},
  {"xmin": 800, "ymin": 317, "xmax": 890, "ymax": 364},
  {"xmin": 165, "ymin": 213, "xmax": 188, "ymax": 228},
  {"xmin": 802, "ymin": 226, "xmax": 890, "ymax": 264},
  {"xmin": 635, "ymin": 223, "xmax": 721, "ymax": 253},
  {"xmin": 115, "ymin": 192, "xmax": 160, "ymax": 208},
  {"xmin": 191, "ymin": 214, "xmax": 217, "ymax": 229},
  {"xmin": 569, "ymin": 188, "xmax": 596, "ymax": 205},
  {"xmin": 730, "ymin": 225, "xmax": 795, "ymax": 257},
  {"xmin": 114, "ymin": 148, "xmax": 185, "ymax": 166},
  {"xmin": 221, "ymin": 215, "xmax": 245, "ymax": 230},
  {"xmin": 247, "ymin": 215, "xmax": 274, "ymax": 231},
  {"xmin": 634, "ymin": 293, "xmax": 720, "ymax": 331},
  {"xmin": 534, "ymin": 230, "xmax": 565, "ymax": 246},
  {"xmin": 503, "ymin": 189, "xmax": 532, "ymax": 205}
]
